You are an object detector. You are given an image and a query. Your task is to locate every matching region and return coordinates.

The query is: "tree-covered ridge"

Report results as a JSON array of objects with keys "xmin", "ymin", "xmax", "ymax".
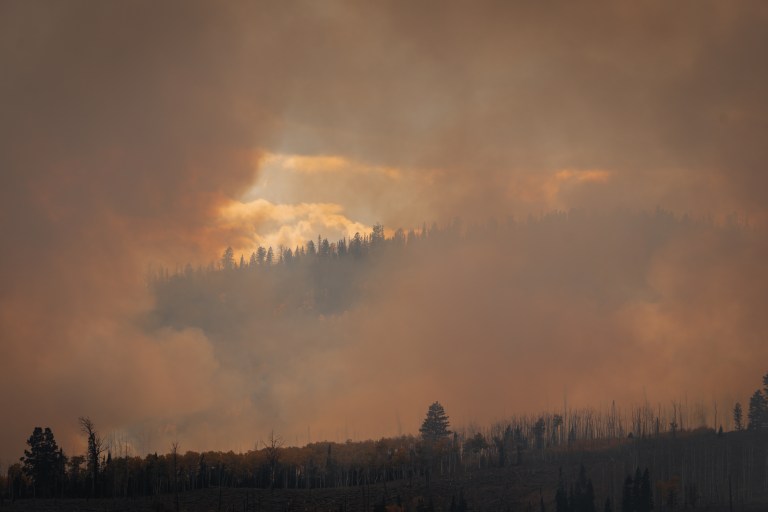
[
  {"xmin": 149, "ymin": 209, "xmax": 749, "ymax": 332},
  {"xmin": 5, "ymin": 384, "xmax": 768, "ymax": 510}
]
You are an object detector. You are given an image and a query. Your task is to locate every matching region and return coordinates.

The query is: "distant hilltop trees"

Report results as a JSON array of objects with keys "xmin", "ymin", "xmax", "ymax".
[
  {"xmin": 150, "ymin": 208, "xmax": 749, "ymax": 281},
  {"xmin": 154, "ymin": 220, "xmax": 394, "ymax": 281},
  {"xmin": 148, "ymin": 209, "xmax": 753, "ymax": 325}
]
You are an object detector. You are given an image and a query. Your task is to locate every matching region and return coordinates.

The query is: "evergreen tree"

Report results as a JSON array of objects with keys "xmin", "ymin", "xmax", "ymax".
[
  {"xmin": 221, "ymin": 247, "xmax": 234, "ymax": 270},
  {"xmin": 21, "ymin": 427, "xmax": 65, "ymax": 498},
  {"xmin": 733, "ymin": 402, "xmax": 744, "ymax": 431},
  {"xmin": 419, "ymin": 402, "xmax": 451, "ymax": 442},
  {"xmin": 256, "ymin": 246, "xmax": 266, "ymax": 265},
  {"xmin": 350, "ymin": 232, "xmax": 364, "ymax": 257},
  {"xmin": 747, "ymin": 390, "xmax": 768, "ymax": 430},
  {"xmin": 371, "ymin": 223, "xmax": 385, "ymax": 247},
  {"xmin": 320, "ymin": 238, "xmax": 331, "ymax": 257}
]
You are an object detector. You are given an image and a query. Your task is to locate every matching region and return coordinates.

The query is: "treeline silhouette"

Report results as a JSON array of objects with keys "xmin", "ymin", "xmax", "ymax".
[
  {"xmin": 5, "ymin": 375, "xmax": 768, "ymax": 509},
  {"xmin": 148, "ymin": 209, "xmax": 749, "ymax": 330},
  {"xmin": 9, "ymin": 212, "xmax": 762, "ymax": 507}
]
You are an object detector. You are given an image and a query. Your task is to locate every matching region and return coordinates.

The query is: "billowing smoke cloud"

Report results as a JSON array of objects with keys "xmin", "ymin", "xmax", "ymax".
[
  {"xmin": 0, "ymin": 1, "xmax": 274, "ymax": 459},
  {"xmin": 1, "ymin": 1, "xmax": 767, "ymax": 461},
  {"xmin": 147, "ymin": 214, "xmax": 768, "ymax": 449}
]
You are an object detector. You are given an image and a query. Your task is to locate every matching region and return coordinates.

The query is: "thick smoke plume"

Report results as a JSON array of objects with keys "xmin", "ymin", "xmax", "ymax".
[{"xmin": 1, "ymin": 1, "xmax": 767, "ymax": 461}]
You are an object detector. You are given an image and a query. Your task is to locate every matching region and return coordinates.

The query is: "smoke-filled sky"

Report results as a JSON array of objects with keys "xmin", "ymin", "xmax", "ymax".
[{"xmin": 1, "ymin": 1, "xmax": 768, "ymax": 462}]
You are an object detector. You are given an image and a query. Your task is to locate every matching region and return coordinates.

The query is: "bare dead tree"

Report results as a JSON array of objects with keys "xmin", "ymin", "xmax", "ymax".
[
  {"xmin": 171, "ymin": 441, "xmax": 180, "ymax": 512},
  {"xmin": 78, "ymin": 417, "xmax": 103, "ymax": 498},
  {"xmin": 262, "ymin": 430, "xmax": 284, "ymax": 491}
]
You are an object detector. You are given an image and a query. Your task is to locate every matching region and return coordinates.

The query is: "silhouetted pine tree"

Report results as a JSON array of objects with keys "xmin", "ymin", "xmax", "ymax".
[
  {"xmin": 21, "ymin": 427, "xmax": 66, "ymax": 498},
  {"xmin": 221, "ymin": 247, "xmax": 234, "ymax": 270},
  {"xmin": 733, "ymin": 402, "xmax": 744, "ymax": 430},
  {"xmin": 419, "ymin": 402, "xmax": 451, "ymax": 442},
  {"xmin": 747, "ymin": 390, "xmax": 768, "ymax": 430}
]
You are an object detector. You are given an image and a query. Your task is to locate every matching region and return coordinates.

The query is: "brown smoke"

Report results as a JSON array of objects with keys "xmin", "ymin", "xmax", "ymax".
[{"xmin": 1, "ymin": 1, "xmax": 767, "ymax": 461}]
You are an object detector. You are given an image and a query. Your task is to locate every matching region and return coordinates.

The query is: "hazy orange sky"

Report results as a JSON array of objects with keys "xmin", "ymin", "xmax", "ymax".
[{"xmin": 1, "ymin": 1, "xmax": 768, "ymax": 462}]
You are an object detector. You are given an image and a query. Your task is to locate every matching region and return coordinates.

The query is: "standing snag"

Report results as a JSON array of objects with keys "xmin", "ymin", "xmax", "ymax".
[
  {"xmin": 78, "ymin": 417, "xmax": 103, "ymax": 497},
  {"xmin": 262, "ymin": 430, "xmax": 283, "ymax": 490}
]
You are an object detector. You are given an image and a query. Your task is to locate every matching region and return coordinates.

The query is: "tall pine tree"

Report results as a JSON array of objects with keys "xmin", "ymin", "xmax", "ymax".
[
  {"xmin": 21, "ymin": 427, "xmax": 66, "ymax": 498},
  {"xmin": 419, "ymin": 402, "xmax": 451, "ymax": 442},
  {"xmin": 747, "ymin": 390, "xmax": 768, "ymax": 430}
]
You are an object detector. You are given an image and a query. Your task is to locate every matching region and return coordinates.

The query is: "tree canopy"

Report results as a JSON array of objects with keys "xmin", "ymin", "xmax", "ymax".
[
  {"xmin": 419, "ymin": 401, "xmax": 451, "ymax": 442},
  {"xmin": 747, "ymin": 390, "xmax": 768, "ymax": 430},
  {"xmin": 21, "ymin": 427, "xmax": 65, "ymax": 498}
]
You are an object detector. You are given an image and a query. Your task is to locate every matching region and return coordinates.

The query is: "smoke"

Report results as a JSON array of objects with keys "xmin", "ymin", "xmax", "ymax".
[
  {"xmin": 1, "ymin": 1, "xmax": 767, "ymax": 461},
  {"xmin": 0, "ymin": 1, "xmax": 273, "ymax": 459},
  {"xmin": 145, "ymin": 213, "xmax": 768, "ymax": 449}
]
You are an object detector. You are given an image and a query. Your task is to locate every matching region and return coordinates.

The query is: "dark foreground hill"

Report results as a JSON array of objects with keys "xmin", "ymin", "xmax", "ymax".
[
  {"xmin": 4, "ymin": 431, "xmax": 768, "ymax": 512},
  {"xmin": 0, "ymin": 465, "xmax": 548, "ymax": 512}
]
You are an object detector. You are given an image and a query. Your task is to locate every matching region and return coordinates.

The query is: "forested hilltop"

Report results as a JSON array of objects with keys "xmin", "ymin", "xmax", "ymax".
[{"xmin": 149, "ymin": 209, "xmax": 752, "ymax": 330}]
